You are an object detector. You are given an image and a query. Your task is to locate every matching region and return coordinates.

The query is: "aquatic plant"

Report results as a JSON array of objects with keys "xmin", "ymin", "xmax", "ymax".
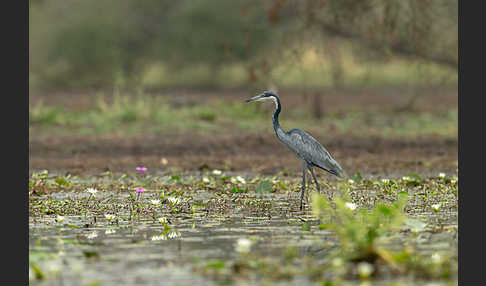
[
  {"xmin": 135, "ymin": 187, "xmax": 145, "ymax": 200},
  {"xmin": 104, "ymin": 214, "xmax": 116, "ymax": 222},
  {"xmin": 312, "ymin": 191, "xmax": 408, "ymax": 264},
  {"xmin": 28, "ymin": 171, "xmax": 457, "ymax": 284},
  {"xmin": 136, "ymin": 166, "xmax": 147, "ymax": 177},
  {"xmin": 234, "ymin": 238, "xmax": 253, "ymax": 254},
  {"xmin": 86, "ymin": 188, "xmax": 98, "ymax": 199},
  {"xmin": 150, "ymin": 199, "xmax": 161, "ymax": 206}
]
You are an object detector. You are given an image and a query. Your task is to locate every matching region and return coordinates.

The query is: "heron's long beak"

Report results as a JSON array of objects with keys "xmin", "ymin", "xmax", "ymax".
[{"xmin": 245, "ymin": 94, "xmax": 264, "ymax": 103}]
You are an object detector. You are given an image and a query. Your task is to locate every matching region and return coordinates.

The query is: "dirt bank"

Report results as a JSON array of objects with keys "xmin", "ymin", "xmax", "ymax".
[{"xmin": 29, "ymin": 132, "xmax": 457, "ymax": 178}]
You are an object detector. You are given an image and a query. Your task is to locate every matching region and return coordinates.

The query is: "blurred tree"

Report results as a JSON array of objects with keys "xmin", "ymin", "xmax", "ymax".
[
  {"xmin": 30, "ymin": 0, "xmax": 175, "ymax": 88},
  {"xmin": 156, "ymin": 0, "xmax": 276, "ymax": 83},
  {"xmin": 278, "ymin": 0, "xmax": 458, "ymax": 69},
  {"xmin": 29, "ymin": 0, "xmax": 457, "ymax": 90},
  {"xmin": 267, "ymin": 0, "xmax": 457, "ymax": 117},
  {"xmin": 30, "ymin": 0, "xmax": 277, "ymax": 89}
]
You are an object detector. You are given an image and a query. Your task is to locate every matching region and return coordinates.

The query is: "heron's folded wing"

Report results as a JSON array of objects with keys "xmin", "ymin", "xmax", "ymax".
[{"xmin": 288, "ymin": 130, "xmax": 343, "ymax": 175}]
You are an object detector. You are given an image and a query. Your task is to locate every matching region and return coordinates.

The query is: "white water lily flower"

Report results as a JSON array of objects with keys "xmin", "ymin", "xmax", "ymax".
[
  {"xmin": 231, "ymin": 176, "xmax": 246, "ymax": 184},
  {"xmin": 402, "ymin": 176, "xmax": 410, "ymax": 181},
  {"xmin": 166, "ymin": 197, "xmax": 181, "ymax": 205},
  {"xmin": 151, "ymin": 234, "xmax": 166, "ymax": 241},
  {"xmin": 86, "ymin": 188, "xmax": 98, "ymax": 196},
  {"xmin": 237, "ymin": 176, "xmax": 246, "ymax": 184},
  {"xmin": 167, "ymin": 231, "xmax": 181, "ymax": 239},
  {"xmin": 332, "ymin": 258, "xmax": 344, "ymax": 267},
  {"xmin": 431, "ymin": 253, "xmax": 441, "ymax": 263},
  {"xmin": 348, "ymin": 179, "xmax": 354, "ymax": 184},
  {"xmin": 150, "ymin": 199, "xmax": 161, "ymax": 205},
  {"xmin": 381, "ymin": 179, "xmax": 390, "ymax": 183},
  {"xmin": 345, "ymin": 202, "xmax": 358, "ymax": 210},
  {"xmin": 86, "ymin": 231, "xmax": 98, "ymax": 239},
  {"xmin": 451, "ymin": 179, "xmax": 457, "ymax": 184},
  {"xmin": 439, "ymin": 173, "xmax": 446, "ymax": 178},
  {"xmin": 235, "ymin": 238, "xmax": 253, "ymax": 254},
  {"xmin": 56, "ymin": 215, "xmax": 64, "ymax": 223},
  {"xmin": 212, "ymin": 169, "xmax": 222, "ymax": 175},
  {"xmin": 431, "ymin": 203, "xmax": 441, "ymax": 212},
  {"xmin": 202, "ymin": 177, "xmax": 210, "ymax": 183},
  {"xmin": 158, "ymin": 217, "xmax": 168, "ymax": 224},
  {"xmin": 105, "ymin": 229, "xmax": 116, "ymax": 235},
  {"xmin": 357, "ymin": 262, "xmax": 374, "ymax": 278},
  {"xmin": 104, "ymin": 214, "xmax": 116, "ymax": 222},
  {"xmin": 151, "ymin": 231, "xmax": 180, "ymax": 241}
]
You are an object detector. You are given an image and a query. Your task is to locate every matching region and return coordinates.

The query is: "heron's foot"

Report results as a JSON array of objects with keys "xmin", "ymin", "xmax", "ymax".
[{"xmin": 300, "ymin": 194, "xmax": 311, "ymax": 212}]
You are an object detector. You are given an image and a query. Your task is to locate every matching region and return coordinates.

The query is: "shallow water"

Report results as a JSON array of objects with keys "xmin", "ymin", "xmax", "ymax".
[
  {"xmin": 29, "ymin": 203, "xmax": 457, "ymax": 285},
  {"xmin": 29, "ymin": 172, "xmax": 458, "ymax": 285},
  {"xmin": 30, "ymin": 213, "xmax": 327, "ymax": 285}
]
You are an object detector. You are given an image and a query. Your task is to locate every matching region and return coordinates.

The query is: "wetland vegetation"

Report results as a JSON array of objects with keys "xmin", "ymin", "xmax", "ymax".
[
  {"xmin": 29, "ymin": 168, "xmax": 457, "ymax": 285},
  {"xmin": 29, "ymin": 88, "xmax": 457, "ymax": 286}
]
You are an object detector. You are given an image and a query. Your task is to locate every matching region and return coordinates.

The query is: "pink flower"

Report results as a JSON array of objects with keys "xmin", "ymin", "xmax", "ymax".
[
  {"xmin": 135, "ymin": 187, "xmax": 145, "ymax": 201},
  {"xmin": 136, "ymin": 167, "xmax": 148, "ymax": 178},
  {"xmin": 136, "ymin": 167, "xmax": 147, "ymax": 176}
]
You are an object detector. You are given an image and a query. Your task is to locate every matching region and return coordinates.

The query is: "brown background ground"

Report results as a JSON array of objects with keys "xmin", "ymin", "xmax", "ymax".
[
  {"xmin": 30, "ymin": 132, "xmax": 457, "ymax": 178},
  {"xmin": 29, "ymin": 89, "xmax": 457, "ymax": 178}
]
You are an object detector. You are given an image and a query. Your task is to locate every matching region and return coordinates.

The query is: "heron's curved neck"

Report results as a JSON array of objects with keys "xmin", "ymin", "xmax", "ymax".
[{"xmin": 272, "ymin": 96, "xmax": 283, "ymax": 134}]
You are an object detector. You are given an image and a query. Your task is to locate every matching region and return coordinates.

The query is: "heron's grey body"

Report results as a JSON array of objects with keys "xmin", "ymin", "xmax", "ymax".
[
  {"xmin": 276, "ymin": 128, "xmax": 343, "ymax": 177},
  {"xmin": 246, "ymin": 91, "xmax": 344, "ymax": 210}
]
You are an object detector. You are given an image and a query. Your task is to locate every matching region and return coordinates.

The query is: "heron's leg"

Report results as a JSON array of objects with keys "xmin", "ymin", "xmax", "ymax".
[
  {"xmin": 308, "ymin": 166, "xmax": 323, "ymax": 224},
  {"xmin": 309, "ymin": 166, "xmax": 333, "ymax": 201},
  {"xmin": 300, "ymin": 161, "xmax": 307, "ymax": 211},
  {"xmin": 308, "ymin": 166, "xmax": 321, "ymax": 193}
]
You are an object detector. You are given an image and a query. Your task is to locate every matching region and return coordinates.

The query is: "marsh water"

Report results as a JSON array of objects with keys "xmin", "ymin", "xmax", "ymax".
[
  {"xmin": 29, "ymin": 189, "xmax": 457, "ymax": 285},
  {"xmin": 29, "ymin": 169, "xmax": 458, "ymax": 285}
]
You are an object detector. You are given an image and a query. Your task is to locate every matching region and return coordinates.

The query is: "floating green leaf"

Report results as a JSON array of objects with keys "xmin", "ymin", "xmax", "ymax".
[
  {"xmin": 255, "ymin": 179, "xmax": 272, "ymax": 193},
  {"xmin": 352, "ymin": 172, "xmax": 363, "ymax": 183},
  {"xmin": 55, "ymin": 177, "xmax": 70, "ymax": 186},
  {"xmin": 205, "ymin": 260, "xmax": 225, "ymax": 269},
  {"xmin": 231, "ymin": 187, "xmax": 248, "ymax": 193},
  {"xmin": 302, "ymin": 221, "xmax": 311, "ymax": 231}
]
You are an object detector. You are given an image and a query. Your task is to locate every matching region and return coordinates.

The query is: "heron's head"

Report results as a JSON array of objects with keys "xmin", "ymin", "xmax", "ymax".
[{"xmin": 245, "ymin": 90, "xmax": 278, "ymax": 104}]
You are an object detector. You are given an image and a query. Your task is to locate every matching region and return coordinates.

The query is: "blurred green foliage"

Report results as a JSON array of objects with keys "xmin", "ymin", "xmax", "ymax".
[
  {"xmin": 313, "ymin": 191, "xmax": 408, "ymax": 262},
  {"xmin": 29, "ymin": 92, "xmax": 457, "ymax": 138},
  {"xmin": 30, "ymin": 0, "xmax": 457, "ymax": 90},
  {"xmin": 310, "ymin": 188, "xmax": 456, "ymax": 280},
  {"xmin": 30, "ymin": 0, "xmax": 276, "ymax": 88}
]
